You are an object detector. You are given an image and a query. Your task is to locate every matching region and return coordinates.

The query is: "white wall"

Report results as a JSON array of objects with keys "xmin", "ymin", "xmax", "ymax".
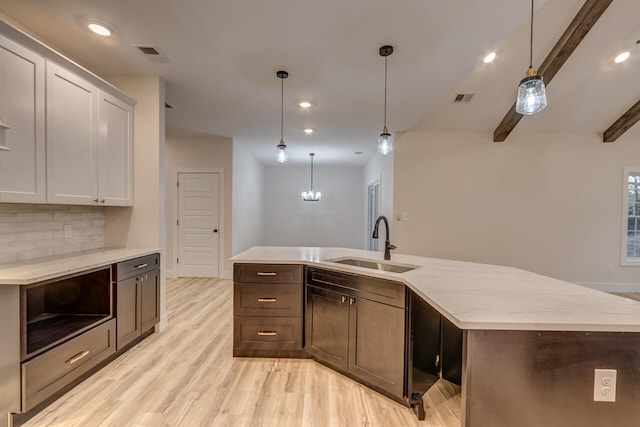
[
  {"xmin": 364, "ymin": 151, "xmax": 395, "ymax": 249},
  {"xmin": 232, "ymin": 142, "xmax": 265, "ymax": 254},
  {"xmin": 394, "ymin": 131, "xmax": 640, "ymax": 288},
  {"xmin": 164, "ymin": 135, "xmax": 233, "ymax": 277},
  {"xmin": 263, "ymin": 164, "xmax": 365, "ymax": 248}
]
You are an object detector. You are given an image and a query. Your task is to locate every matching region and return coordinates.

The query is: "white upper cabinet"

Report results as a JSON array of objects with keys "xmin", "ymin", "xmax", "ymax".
[
  {"xmin": 98, "ymin": 90, "xmax": 133, "ymax": 206},
  {"xmin": 46, "ymin": 64, "xmax": 134, "ymax": 206},
  {"xmin": 46, "ymin": 61, "xmax": 99, "ymax": 205},
  {"xmin": 0, "ymin": 34, "xmax": 46, "ymax": 203},
  {"xmin": 0, "ymin": 20, "xmax": 135, "ymax": 207}
]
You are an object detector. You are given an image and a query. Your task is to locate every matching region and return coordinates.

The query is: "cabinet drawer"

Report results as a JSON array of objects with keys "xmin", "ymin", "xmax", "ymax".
[
  {"xmin": 22, "ymin": 319, "xmax": 116, "ymax": 411},
  {"xmin": 114, "ymin": 253, "xmax": 159, "ymax": 281},
  {"xmin": 233, "ymin": 316, "xmax": 302, "ymax": 350},
  {"xmin": 234, "ymin": 263, "xmax": 303, "ymax": 284},
  {"xmin": 234, "ymin": 283, "xmax": 302, "ymax": 316}
]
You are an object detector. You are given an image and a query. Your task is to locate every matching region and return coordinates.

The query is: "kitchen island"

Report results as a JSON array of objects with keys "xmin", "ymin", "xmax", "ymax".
[{"xmin": 232, "ymin": 246, "xmax": 640, "ymax": 427}]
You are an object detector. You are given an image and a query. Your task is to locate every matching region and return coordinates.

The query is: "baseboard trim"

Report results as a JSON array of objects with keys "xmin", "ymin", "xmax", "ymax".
[{"xmin": 164, "ymin": 269, "xmax": 230, "ymax": 279}]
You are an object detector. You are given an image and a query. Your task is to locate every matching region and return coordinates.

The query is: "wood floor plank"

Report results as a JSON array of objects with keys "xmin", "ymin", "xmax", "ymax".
[{"xmin": 21, "ymin": 277, "xmax": 461, "ymax": 427}]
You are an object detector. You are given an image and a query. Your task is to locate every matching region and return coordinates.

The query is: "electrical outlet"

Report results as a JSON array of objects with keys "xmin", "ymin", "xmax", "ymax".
[{"xmin": 594, "ymin": 369, "xmax": 617, "ymax": 402}]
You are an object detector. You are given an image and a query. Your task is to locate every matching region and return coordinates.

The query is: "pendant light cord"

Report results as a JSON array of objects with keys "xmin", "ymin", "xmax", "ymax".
[
  {"xmin": 529, "ymin": 0, "xmax": 534, "ymax": 68},
  {"xmin": 280, "ymin": 76, "xmax": 284, "ymax": 140},
  {"xmin": 310, "ymin": 155, "xmax": 314, "ymax": 190},
  {"xmin": 383, "ymin": 56, "xmax": 388, "ymax": 128}
]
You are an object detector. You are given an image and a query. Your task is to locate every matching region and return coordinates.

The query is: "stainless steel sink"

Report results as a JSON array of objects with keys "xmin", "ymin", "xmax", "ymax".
[{"xmin": 327, "ymin": 257, "xmax": 419, "ymax": 273}]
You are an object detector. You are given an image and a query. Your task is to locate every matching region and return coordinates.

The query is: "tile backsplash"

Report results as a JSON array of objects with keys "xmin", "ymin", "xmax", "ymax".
[{"xmin": 0, "ymin": 204, "xmax": 105, "ymax": 264}]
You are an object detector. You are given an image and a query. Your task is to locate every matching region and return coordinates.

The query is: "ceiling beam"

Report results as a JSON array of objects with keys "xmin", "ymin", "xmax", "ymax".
[
  {"xmin": 603, "ymin": 99, "xmax": 640, "ymax": 142},
  {"xmin": 493, "ymin": 0, "xmax": 613, "ymax": 142}
]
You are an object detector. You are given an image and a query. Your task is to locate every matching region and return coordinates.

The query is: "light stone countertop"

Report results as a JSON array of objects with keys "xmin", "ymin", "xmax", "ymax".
[
  {"xmin": 0, "ymin": 247, "xmax": 161, "ymax": 285},
  {"xmin": 231, "ymin": 246, "xmax": 640, "ymax": 332}
]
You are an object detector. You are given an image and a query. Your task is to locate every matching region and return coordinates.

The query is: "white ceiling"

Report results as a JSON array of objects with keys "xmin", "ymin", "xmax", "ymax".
[{"xmin": 1, "ymin": 0, "xmax": 638, "ymax": 165}]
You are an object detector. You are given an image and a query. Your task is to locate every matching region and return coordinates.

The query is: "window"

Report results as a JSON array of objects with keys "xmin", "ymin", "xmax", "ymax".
[
  {"xmin": 367, "ymin": 179, "xmax": 380, "ymax": 251},
  {"xmin": 622, "ymin": 168, "xmax": 640, "ymax": 265}
]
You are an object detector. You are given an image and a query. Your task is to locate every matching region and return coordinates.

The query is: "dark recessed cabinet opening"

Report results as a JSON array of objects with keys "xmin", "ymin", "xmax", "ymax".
[{"xmin": 22, "ymin": 267, "xmax": 112, "ymax": 360}]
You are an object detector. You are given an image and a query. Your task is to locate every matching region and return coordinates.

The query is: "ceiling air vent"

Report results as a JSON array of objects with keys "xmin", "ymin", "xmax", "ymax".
[
  {"xmin": 132, "ymin": 45, "xmax": 170, "ymax": 63},
  {"xmin": 135, "ymin": 45, "xmax": 160, "ymax": 55},
  {"xmin": 453, "ymin": 93, "xmax": 474, "ymax": 103}
]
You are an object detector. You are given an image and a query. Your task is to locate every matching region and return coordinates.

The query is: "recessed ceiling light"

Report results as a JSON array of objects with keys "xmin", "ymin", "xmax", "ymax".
[
  {"xmin": 614, "ymin": 51, "xmax": 630, "ymax": 63},
  {"xmin": 483, "ymin": 51, "xmax": 496, "ymax": 64},
  {"xmin": 87, "ymin": 22, "xmax": 112, "ymax": 37},
  {"xmin": 299, "ymin": 101, "xmax": 311, "ymax": 108},
  {"xmin": 303, "ymin": 128, "xmax": 314, "ymax": 134}
]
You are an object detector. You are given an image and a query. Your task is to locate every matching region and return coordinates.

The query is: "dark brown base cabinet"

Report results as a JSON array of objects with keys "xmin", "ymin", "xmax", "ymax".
[
  {"xmin": 10, "ymin": 252, "xmax": 161, "ymax": 427},
  {"xmin": 19, "ymin": 267, "xmax": 116, "ymax": 412},
  {"xmin": 306, "ymin": 267, "xmax": 406, "ymax": 400},
  {"xmin": 114, "ymin": 254, "xmax": 161, "ymax": 350},
  {"xmin": 233, "ymin": 264, "xmax": 306, "ymax": 357}
]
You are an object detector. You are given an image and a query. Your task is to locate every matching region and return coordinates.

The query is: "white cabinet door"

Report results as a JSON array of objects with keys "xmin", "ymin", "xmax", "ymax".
[
  {"xmin": 0, "ymin": 34, "xmax": 46, "ymax": 203},
  {"xmin": 46, "ymin": 62, "xmax": 98, "ymax": 205},
  {"xmin": 98, "ymin": 90, "xmax": 133, "ymax": 206}
]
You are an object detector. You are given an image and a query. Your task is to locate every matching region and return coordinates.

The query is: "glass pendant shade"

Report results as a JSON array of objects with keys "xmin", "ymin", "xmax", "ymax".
[
  {"xmin": 301, "ymin": 190, "xmax": 321, "ymax": 201},
  {"xmin": 276, "ymin": 140, "xmax": 288, "ymax": 163},
  {"xmin": 516, "ymin": 74, "xmax": 547, "ymax": 115},
  {"xmin": 378, "ymin": 128, "xmax": 393, "ymax": 155}
]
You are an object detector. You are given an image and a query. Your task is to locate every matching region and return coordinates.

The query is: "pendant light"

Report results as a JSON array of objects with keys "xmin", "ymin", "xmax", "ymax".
[
  {"xmin": 515, "ymin": 0, "xmax": 547, "ymax": 115},
  {"xmin": 275, "ymin": 70, "xmax": 289, "ymax": 163},
  {"xmin": 378, "ymin": 45, "xmax": 394, "ymax": 156},
  {"xmin": 301, "ymin": 153, "xmax": 321, "ymax": 201}
]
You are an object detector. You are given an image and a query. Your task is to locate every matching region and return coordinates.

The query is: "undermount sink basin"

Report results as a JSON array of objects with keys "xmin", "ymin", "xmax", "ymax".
[{"xmin": 327, "ymin": 257, "xmax": 420, "ymax": 273}]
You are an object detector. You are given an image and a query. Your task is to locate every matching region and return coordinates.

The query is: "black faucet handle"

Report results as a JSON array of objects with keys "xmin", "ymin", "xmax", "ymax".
[{"xmin": 388, "ymin": 244, "xmax": 397, "ymax": 250}]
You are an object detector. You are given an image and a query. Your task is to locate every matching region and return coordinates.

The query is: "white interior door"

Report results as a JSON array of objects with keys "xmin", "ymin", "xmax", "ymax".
[{"xmin": 177, "ymin": 172, "xmax": 220, "ymax": 277}]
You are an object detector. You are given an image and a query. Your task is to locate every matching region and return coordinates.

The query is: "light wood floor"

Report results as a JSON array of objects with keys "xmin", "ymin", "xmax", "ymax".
[{"xmin": 23, "ymin": 277, "xmax": 461, "ymax": 427}]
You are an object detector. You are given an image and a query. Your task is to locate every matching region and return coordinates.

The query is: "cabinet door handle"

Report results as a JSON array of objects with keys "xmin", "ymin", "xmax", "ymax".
[
  {"xmin": 349, "ymin": 298, "xmax": 355, "ymax": 305},
  {"xmin": 66, "ymin": 350, "xmax": 90, "ymax": 365},
  {"xmin": 257, "ymin": 272, "xmax": 277, "ymax": 276},
  {"xmin": 341, "ymin": 296, "xmax": 347, "ymax": 303},
  {"xmin": 135, "ymin": 263, "xmax": 148, "ymax": 269},
  {"xmin": 258, "ymin": 331, "xmax": 277, "ymax": 336},
  {"xmin": 257, "ymin": 298, "xmax": 277, "ymax": 303}
]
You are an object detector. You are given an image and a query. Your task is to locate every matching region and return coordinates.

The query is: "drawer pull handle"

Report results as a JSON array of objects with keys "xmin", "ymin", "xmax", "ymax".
[
  {"xmin": 258, "ymin": 331, "xmax": 277, "ymax": 336},
  {"xmin": 66, "ymin": 350, "xmax": 90, "ymax": 365},
  {"xmin": 257, "ymin": 272, "xmax": 277, "ymax": 276},
  {"xmin": 135, "ymin": 263, "xmax": 148, "ymax": 269},
  {"xmin": 258, "ymin": 298, "xmax": 277, "ymax": 303}
]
